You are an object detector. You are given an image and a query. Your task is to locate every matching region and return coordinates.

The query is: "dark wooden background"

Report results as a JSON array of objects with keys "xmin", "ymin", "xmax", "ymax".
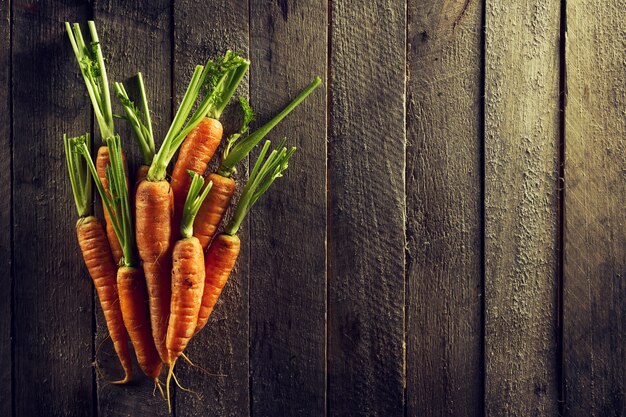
[{"xmin": 1, "ymin": 0, "xmax": 624, "ymax": 416}]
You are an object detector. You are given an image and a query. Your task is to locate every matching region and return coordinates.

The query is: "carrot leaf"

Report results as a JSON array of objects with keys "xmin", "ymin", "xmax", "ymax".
[
  {"xmin": 64, "ymin": 133, "xmax": 92, "ymax": 218},
  {"xmin": 225, "ymin": 140, "xmax": 296, "ymax": 236},
  {"xmin": 115, "ymin": 73, "xmax": 155, "ymax": 165},
  {"xmin": 218, "ymin": 77, "xmax": 320, "ymax": 178},
  {"xmin": 180, "ymin": 172, "xmax": 213, "ymax": 239},
  {"xmin": 65, "ymin": 21, "xmax": 115, "ymax": 141}
]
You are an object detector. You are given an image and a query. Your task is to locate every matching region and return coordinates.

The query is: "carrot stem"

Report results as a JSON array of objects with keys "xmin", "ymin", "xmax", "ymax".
[
  {"xmin": 64, "ymin": 133, "xmax": 92, "ymax": 218},
  {"xmin": 115, "ymin": 73, "xmax": 155, "ymax": 165},
  {"xmin": 225, "ymin": 140, "xmax": 296, "ymax": 236},
  {"xmin": 180, "ymin": 172, "xmax": 213, "ymax": 239},
  {"xmin": 218, "ymin": 77, "xmax": 320, "ymax": 177}
]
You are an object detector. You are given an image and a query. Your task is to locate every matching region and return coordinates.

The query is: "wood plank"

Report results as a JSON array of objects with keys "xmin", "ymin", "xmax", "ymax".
[
  {"xmin": 0, "ymin": 4, "xmax": 11, "ymax": 417},
  {"xmin": 484, "ymin": 1, "xmax": 560, "ymax": 415},
  {"xmin": 91, "ymin": 1, "xmax": 172, "ymax": 415},
  {"xmin": 173, "ymin": 1, "xmax": 250, "ymax": 416},
  {"xmin": 248, "ymin": 1, "xmax": 327, "ymax": 415},
  {"xmin": 563, "ymin": 0, "xmax": 626, "ymax": 415},
  {"xmin": 328, "ymin": 0, "xmax": 406, "ymax": 415},
  {"xmin": 12, "ymin": 1, "xmax": 95, "ymax": 416},
  {"xmin": 405, "ymin": 1, "xmax": 483, "ymax": 416}
]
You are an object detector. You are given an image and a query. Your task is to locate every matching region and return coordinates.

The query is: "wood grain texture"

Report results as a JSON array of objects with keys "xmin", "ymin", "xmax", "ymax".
[
  {"xmin": 328, "ymin": 0, "xmax": 406, "ymax": 415},
  {"xmin": 173, "ymin": 1, "xmax": 250, "ymax": 416},
  {"xmin": 406, "ymin": 1, "xmax": 483, "ymax": 416},
  {"xmin": 563, "ymin": 0, "xmax": 626, "ymax": 415},
  {"xmin": 12, "ymin": 1, "xmax": 95, "ymax": 416},
  {"xmin": 248, "ymin": 0, "xmax": 327, "ymax": 415},
  {"xmin": 0, "ymin": 3, "xmax": 11, "ymax": 417},
  {"xmin": 91, "ymin": 1, "xmax": 172, "ymax": 415},
  {"xmin": 484, "ymin": 1, "xmax": 560, "ymax": 415}
]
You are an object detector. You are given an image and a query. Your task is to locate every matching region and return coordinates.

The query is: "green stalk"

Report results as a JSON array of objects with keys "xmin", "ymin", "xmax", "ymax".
[
  {"xmin": 219, "ymin": 76, "xmax": 321, "ymax": 177},
  {"xmin": 225, "ymin": 140, "xmax": 296, "ymax": 236},
  {"xmin": 180, "ymin": 172, "xmax": 213, "ymax": 239},
  {"xmin": 64, "ymin": 133, "xmax": 92, "ymax": 218},
  {"xmin": 115, "ymin": 73, "xmax": 155, "ymax": 164},
  {"xmin": 148, "ymin": 51, "xmax": 250, "ymax": 182},
  {"xmin": 65, "ymin": 21, "xmax": 115, "ymax": 141},
  {"xmin": 72, "ymin": 135, "xmax": 137, "ymax": 267}
]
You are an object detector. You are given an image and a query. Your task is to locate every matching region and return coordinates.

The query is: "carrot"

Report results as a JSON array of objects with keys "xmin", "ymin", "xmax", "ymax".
[
  {"xmin": 165, "ymin": 173, "xmax": 213, "ymax": 412},
  {"xmin": 196, "ymin": 140, "xmax": 296, "ymax": 334},
  {"xmin": 64, "ymin": 133, "xmax": 132, "ymax": 384},
  {"xmin": 193, "ymin": 77, "xmax": 321, "ymax": 250},
  {"xmin": 137, "ymin": 53, "xmax": 249, "ymax": 363},
  {"xmin": 74, "ymin": 135, "xmax": 164, "ymax": 391}
]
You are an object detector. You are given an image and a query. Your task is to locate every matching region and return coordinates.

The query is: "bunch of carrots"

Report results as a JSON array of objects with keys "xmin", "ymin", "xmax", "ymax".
[{"xmin": 63, "ymin": 21, "xmax": 320, "ymax": 411}]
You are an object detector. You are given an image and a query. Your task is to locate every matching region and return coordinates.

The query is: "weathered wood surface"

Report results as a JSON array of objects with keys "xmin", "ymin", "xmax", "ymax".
[
  {"xmin": 3, "ymin": 1, "xmax": 626, "ymax": 416},
  {"xmin": 328, "ymin": 0, "xmax": 406, "ymax": 415},
  {"xmin": 0, "ymin": 3, "xmax": 11, "ymax": 417},
  {"xmin": 12, "ymin": 1, "xmax": 95, "ymax": 416},
  {"xmin": 248, "ymin": 1, "xmax": 327, "ymax": 415},
  {"xmin": 173, "ymin": 1, "xmax": 250, "ymax": 416},
  {"xmin": 484, "ymin": 1, "xmax": 561, "ymax": 416},
  {"xmin": 92, "ymin": 1, "xmax": 172, "ymax": 415},
  {"xmin": 406, "ymin": 0, "xmax": 483, "ymax": 416},
  {"xmin": 563, "ymin": 0, "xmax": 626, "ymax": 416}
]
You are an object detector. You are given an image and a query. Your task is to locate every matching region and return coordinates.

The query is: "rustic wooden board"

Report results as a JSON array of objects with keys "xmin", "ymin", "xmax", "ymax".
[
  {"xmin": 563, "ymin": 0, "xmax": 626, "ymax": 415},
  {"xmin": 0, "ymin": 4, "xmax": 11, "ymax": 417},
  {"xmin": 12, "ymin": 1, "xmax": 95, "ymax": 416},
  {"xmin": 173, "ymin": 1, "xmax": 250, "ymax": 416},
  {"xmin": 484, "ymin": 1, "xmax": 560, "ymax": 415},
  {"xmin": 92, "ymin": 1, "xmax": 172, "ymax": 415},
  {"xmin": 248, "ymin": 0, "xmax": 327, "ymax": 415},
  {"xmin": 328, "ymin": 0, "xmax": 406, "ymax": 415},
  {"xmin": 405, "ymin": 1, "xmax": 483, "ymax": 416}
]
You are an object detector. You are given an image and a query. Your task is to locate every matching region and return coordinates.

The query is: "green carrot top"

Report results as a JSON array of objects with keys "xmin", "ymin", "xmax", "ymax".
[
  {"xmin": 71, "ymin": 135, "xmax": 137, "ymax": 267},
  {"xmin": 218, "ymin": 76, "xmax": 320, "ymax": 178},
  {"xmin": 225, "ymin": 140, "xmax": 296, "ymax": 236},
  {"xmin": 180, "ymin": 172, "xmax": 213, "ymax": 239},
  {"xmin": 66, "ymin": 21, "xmax": 115, "ymax": 142},
  {"xmin": 64, "ymin": 133, "xmax": 92, "ymax": 218}
]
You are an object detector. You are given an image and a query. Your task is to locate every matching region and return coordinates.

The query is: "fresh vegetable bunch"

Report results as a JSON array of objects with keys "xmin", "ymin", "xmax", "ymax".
[{"xmin": 63, "ymin": 21, "xmax": 320, "ymax": 411}]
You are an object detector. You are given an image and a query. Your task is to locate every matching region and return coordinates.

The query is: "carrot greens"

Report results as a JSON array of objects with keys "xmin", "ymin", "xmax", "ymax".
[
  {"xmin": 64, "ymin": 133, "xmax": 92, "ymax": 218},
  {"xmin": 180, "ymin": 173, "xmax": 213, "ymax": 239}
]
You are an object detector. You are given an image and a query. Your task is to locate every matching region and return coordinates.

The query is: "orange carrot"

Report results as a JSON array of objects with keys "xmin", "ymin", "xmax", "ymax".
[
  {"xmin": 196, "ymin": 141, "xmax": 296, "ymax": 335},
  {"xmin": 135, "ymin": 178, "xmax": 174, "ymax": 363},
  {"xmin": 171, "ymin": 117, "xmax": 223, "ymax": 235},
  {"xmin": 165, "ymin": 173, "xmax": 213, "ymax": 412},
  {"xmin": 65, "ymin": 134, "xmax": 132, "ymax": 384},
  {"xmin": 193, "ymin": 78, "xmax": 321, "ymax": 250},
  {"xmin": 195, "ymin": 233, "xmax": 240, "ymax": 333}
]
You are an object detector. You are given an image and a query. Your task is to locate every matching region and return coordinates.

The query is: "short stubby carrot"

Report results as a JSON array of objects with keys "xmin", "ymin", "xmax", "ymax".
[
  {"xmin": 171, "ymin": 117, "xmax": 223, "ymax": 235},
  {"xmin": 167, "ymin": 236, "xmax": 205, "ymax": 362},
  {"xmin": 193, "ymin": 173, "xmax": 236, "ymax": 249},
  {"xmin": 135, "ymin": 179, "xmax": 174, "ymax": 363},
  {"xmin": 76, "ymin": 215, "xmax": 132, "ymax": 383},
  {"xmin": 195, "ymin": 233, "xmax": 240, "ymax": 333},
  {"xmin": 117, "ymin": 266, "xmax": 163, "ymax": 381},
  {"xmin": 96, "ymin": 145, "xmax": 128, "ymax": 263}
]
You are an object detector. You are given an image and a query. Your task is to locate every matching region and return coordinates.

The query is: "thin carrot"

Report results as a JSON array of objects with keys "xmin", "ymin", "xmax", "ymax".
[
  {"xmin": 64, "ymin": 133, "xmax": 132, "ymax": 384},
  {"xmin": 196, "ymin": 140, "xmax": 295, "ymax": 334},
  {"xmin": 74, "ymin": 135, "xmax": 163, "ymax": 390},
  {"xmin": 193, "ymin": 77, "xmax": 321, "ymax": 250},
  {"xmin": 170, "ymin": 52, "xmax": 249, "ymax": 237},
  {"xmin": 137, "ymin": 53, "xmax": 248, "ymax": 363},
  {"xmin": 165, "ymin": 173, "xmax": 213, "ymax": 412}
]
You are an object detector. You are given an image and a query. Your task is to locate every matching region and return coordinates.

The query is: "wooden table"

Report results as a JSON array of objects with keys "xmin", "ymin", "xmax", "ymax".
[{"xmin": 2, "ymin": 1, "xmax": 624, "ymax": 416}]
